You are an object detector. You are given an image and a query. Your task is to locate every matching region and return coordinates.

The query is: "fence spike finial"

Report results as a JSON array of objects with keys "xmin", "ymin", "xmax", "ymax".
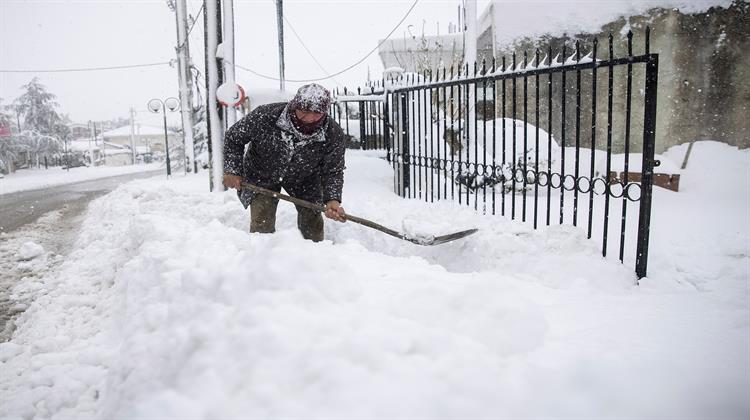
[
  {"xmin": 645, "ymin": 26, "xmax": 651, "ymax": 54},
  {"xmin": 358, "ymin": 87, "xmax": 361, "ymax": 95},
  {"xmin": 481, "ymin": 58, "xmax": 486, "ymax": 75},
  {"xmin": 548, "ymin": 45, "xmax": 553, "ymax": 66},
  {"xmin": 523, "ymin": 50, "xmax": 528, "ymax": 71},
  {"xmin": 492, "ymin": 56, "xmax": 496, "ymax": 73},
  {"xmin": 627, "ymin": 30, "xmax": 633, "ymax": 56}
]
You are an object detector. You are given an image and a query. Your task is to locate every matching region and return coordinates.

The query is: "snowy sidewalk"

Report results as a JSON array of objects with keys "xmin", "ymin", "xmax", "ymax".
[
  {"xmin": 0, "ymin": 163, "xmax": 164, "ymax": 195},
  {"xmin": 0, "ymin": 147, "xmax": 747, "ymax": 419}
]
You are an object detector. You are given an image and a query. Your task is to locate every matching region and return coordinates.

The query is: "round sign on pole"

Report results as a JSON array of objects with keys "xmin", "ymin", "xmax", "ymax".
[{"xmin": 216, "ymin": 83, "xmax": 246, "ymax": 107}]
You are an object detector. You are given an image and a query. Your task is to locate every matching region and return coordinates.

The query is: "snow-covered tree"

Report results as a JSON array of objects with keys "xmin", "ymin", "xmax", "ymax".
[
  {"xmin": 192, "ymin": 104, "xmax": 208, "ymax": 168},
  {"xmin": 13, "ymin": 78, "xmax": 65, "ymax": 137},
  {"xmin": 0, "ymin": 97, "xmax": 12, "ymax": 128}
]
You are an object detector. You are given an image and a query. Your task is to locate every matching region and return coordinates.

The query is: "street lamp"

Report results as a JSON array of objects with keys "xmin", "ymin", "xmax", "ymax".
[{"xmin": 147, "ymin": 97, "xmax": 180, "ymax": 176}]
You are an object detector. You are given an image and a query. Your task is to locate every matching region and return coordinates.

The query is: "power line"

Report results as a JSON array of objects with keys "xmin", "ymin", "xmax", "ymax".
[
  {"xmin": 273, "ymin": 0, "xmax": 340, "ymax": 87},
  {"xmin": 178, "ymin": 3, "xmax": 204, "ymax": 50},
  {"xmin": 187, "ymin": 4, "xmax": 204, "ymax": 38},
  {"xmin": 236, "ymin": 0, "xmax": 419, "ymax": 83},
  {"xmin": 0, "ymin": 61, "xmax": 172, "ymax": 74}
]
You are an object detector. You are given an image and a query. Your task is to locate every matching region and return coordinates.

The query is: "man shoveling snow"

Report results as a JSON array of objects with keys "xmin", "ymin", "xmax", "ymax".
[{"xmin": 222, "ymin": 84, "xmax": 347, "ymax": 242}]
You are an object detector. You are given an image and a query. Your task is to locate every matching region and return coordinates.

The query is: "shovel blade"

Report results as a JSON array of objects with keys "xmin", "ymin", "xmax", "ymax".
[{"xmin": 406, "ymin": 228, "xmax": 479, "ymax": 246}]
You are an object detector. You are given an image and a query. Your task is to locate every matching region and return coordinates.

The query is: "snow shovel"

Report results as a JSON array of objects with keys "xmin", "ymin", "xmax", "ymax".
[{"xmin": 241, "ymin": 183, "xmax": 478, "ymax": 246}]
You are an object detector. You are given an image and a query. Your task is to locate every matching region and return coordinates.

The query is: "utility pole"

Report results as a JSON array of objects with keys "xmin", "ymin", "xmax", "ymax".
[
  {"xmin": 99, "ymin": 122, "xmax": 106, "ymax": 166},
  {"xmin": 174, "ymin": 0, "xmax": 196, "ymax": 174},
  {"xmin": 276, "ymin": 0, "xmax": 285, "ymax": 91},
  {"xmin": 205, "ymin": 0, "xmax": 224, "ymax": 191},
  {"xmin": 222, "ymin": 0, "xmax": 237, "ymax": 129},
  {"xmin": 464, "ymin": 0, "xmax": 477, "ymax": 68},
  {"xmin": 129, "ymin": 108, "xmax": 137, "ymax": 165},
  {"xmin": 88, "ymin": 120, "xmax": 95, "ymax": 166}
]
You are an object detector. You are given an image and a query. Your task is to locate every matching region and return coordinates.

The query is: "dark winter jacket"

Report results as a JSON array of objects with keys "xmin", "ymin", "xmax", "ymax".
[{"xmin": 224, "ymin": 102, "xmax": 346, "ymax": 208}]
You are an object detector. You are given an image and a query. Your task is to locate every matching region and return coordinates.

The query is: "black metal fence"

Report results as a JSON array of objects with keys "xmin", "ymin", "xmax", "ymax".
[
  {"xmin": 332, "ymin": 29, "xmax": 658, "ymax": 279},
  {"xmin": 330, "ymin": 89, "xmax": 388, "ymax": 151}
]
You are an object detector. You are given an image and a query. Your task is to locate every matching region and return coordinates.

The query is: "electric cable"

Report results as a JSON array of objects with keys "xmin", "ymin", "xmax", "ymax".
[
  {"xmin": 0, "ymin": 62, "xmax": 172, "ymax": 73},
  {"xmin": 235, "ymin": 0, "xmax": 419, "ymax": 82},
  {"xmin": 271, "ymin": 0, "xmax": 341, "ymax": 87},
  {"xmin": 177, "ymin": 3, "xmax": 204, "ymax": 50}
]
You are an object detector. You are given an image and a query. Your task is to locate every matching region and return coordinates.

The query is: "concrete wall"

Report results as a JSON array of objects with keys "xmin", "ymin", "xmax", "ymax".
[{"xmin": 491, "ymin": 1, "xmax": 749, "ymax": 154}]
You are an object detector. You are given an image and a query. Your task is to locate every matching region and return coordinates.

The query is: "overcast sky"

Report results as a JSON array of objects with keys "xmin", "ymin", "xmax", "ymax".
[{"xmin": 1, "ymin": 0, "xmax": 490, "ymax": 128}]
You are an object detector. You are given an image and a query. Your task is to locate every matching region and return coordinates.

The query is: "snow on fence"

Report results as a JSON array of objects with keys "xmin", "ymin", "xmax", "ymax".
[{"xmin": 332, "ymin": 29, "xmax": 660, "ymax": 279}]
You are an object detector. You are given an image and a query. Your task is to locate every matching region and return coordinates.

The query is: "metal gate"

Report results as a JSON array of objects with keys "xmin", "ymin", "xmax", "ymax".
[{"xmin": 335, "ymin": 29, "xmax": 658, "ymax": 279}]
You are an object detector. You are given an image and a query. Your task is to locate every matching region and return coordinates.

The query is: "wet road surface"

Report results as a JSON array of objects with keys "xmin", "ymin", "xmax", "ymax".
[{"xmin": 0, "ymin": 170, "xmax": 163, "ymax": 234}]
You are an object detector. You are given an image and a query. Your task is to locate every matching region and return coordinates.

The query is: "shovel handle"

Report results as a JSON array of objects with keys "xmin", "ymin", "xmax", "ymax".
[
  {"xmin": 239, "ymin": 182, "xmax": 477, "ymax": 245},
  {"xmin": 240, "ymin": 182, "xmax": 407, "ymax": 239}
]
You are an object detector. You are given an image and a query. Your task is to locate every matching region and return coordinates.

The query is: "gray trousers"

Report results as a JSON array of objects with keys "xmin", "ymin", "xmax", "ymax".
[{"xmin": 250, "ymin": 193, "xmax": 324, "ymax": 242}]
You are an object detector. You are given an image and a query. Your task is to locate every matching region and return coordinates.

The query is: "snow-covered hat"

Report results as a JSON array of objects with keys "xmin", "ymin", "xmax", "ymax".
[{"xmin": 289, "ymin": 84, "xmax": 332, "ymax": 114}]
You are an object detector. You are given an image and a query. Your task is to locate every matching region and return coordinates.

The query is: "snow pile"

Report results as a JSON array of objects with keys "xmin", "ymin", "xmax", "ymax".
[
  {"xmin": 0, "ymin": 145, "xmax": 747, "ymax": 418},
  {"xmin": 15, "ymin": 242, "xmax": 44, "ymax": 261}
]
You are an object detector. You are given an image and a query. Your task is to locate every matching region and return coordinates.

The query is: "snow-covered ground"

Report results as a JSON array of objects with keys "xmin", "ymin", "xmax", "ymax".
[
  {"xmin": 0, "ymin": 142, "xmax": 747, "ymax": 419},
  {"xmin": 0, "ymin": 163, "xmax": 164, "ymax": 196}
]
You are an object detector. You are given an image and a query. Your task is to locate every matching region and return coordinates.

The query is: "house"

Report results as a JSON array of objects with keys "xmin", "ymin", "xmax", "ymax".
[
  {"xmin": 101, "ymin": 125, "xmax": 177, "ymax": 153},
  {"xmin": 67, "ymin": 123, "xmax": 90, "ymax": 139},
  {"xmin": 67, "ymin": 139, "xmax": 133, "ymax": 166}
]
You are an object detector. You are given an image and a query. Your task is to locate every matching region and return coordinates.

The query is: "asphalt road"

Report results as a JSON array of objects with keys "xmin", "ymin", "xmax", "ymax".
[{"xmin": 0, "ymin": 169, "xmax": 164, "ymax": 234}]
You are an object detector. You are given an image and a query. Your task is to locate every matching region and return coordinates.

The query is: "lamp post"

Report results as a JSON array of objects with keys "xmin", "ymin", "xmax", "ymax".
[{"xmin": 147, "ymin": 97, "xmax": 180, "ymax": 176}]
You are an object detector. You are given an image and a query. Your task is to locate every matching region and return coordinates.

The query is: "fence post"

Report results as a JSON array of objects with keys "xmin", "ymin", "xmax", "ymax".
[
  {"xmin": 383, "ymin": 95, "xmax": 391, "ymax": 162},
  {"xmin": 399, "ymin": 92, "xmax": 410, "ymax": 197},
  {"xmin": 358, "ymin": 101, "xmax": 366, "ymax": 150},
  {"xmin": 635, "ymin": 54, "xmax": 658, "ymax": 279}
]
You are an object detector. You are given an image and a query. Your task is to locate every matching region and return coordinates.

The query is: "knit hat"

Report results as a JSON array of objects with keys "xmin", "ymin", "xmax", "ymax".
[{"xmin": 288, "ymin": 84, "xmax": 332, "ymax": 114}]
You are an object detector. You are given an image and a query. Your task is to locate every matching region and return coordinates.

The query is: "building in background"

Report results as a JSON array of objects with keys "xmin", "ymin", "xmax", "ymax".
[
  {"xmin": 376, "ymin": 0, "xmax": 748, "ymax": 153},
  {"xmin": 101, "ymin": 125, "xmax": 177, "ymax": 153}
]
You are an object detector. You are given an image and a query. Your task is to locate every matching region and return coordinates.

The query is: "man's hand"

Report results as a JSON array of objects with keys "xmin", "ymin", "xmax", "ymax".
[
  {"xmin": 223, "ymin": 174, "xmax": 243, "ymax": 190},
  {"xmin": 324, "ymin": 200, "xmax": 346, "ymax": 222}
]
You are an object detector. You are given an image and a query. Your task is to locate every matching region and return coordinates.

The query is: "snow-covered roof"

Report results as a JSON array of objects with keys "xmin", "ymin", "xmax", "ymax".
[
  {"xmin": 104, "ymin": 149, "xmax": 132, "ymax": 156},
  {"xmin": 486, "ymin": 0, "xmax": 732, "ymax": 47},
  {"xmin": 102, "ymin": 125, "xmax": 173, "ymax": 137},
  {"xmin": 67, "ymin": 140, "xmax": 129, "ymax": 152},
  {"xmin": 247, "ymin": 88, "xmax": 294, "ymax": 110},
  {"xmin": 68, "ymin": 140, "xmax": 91, "ymax": 152}
]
